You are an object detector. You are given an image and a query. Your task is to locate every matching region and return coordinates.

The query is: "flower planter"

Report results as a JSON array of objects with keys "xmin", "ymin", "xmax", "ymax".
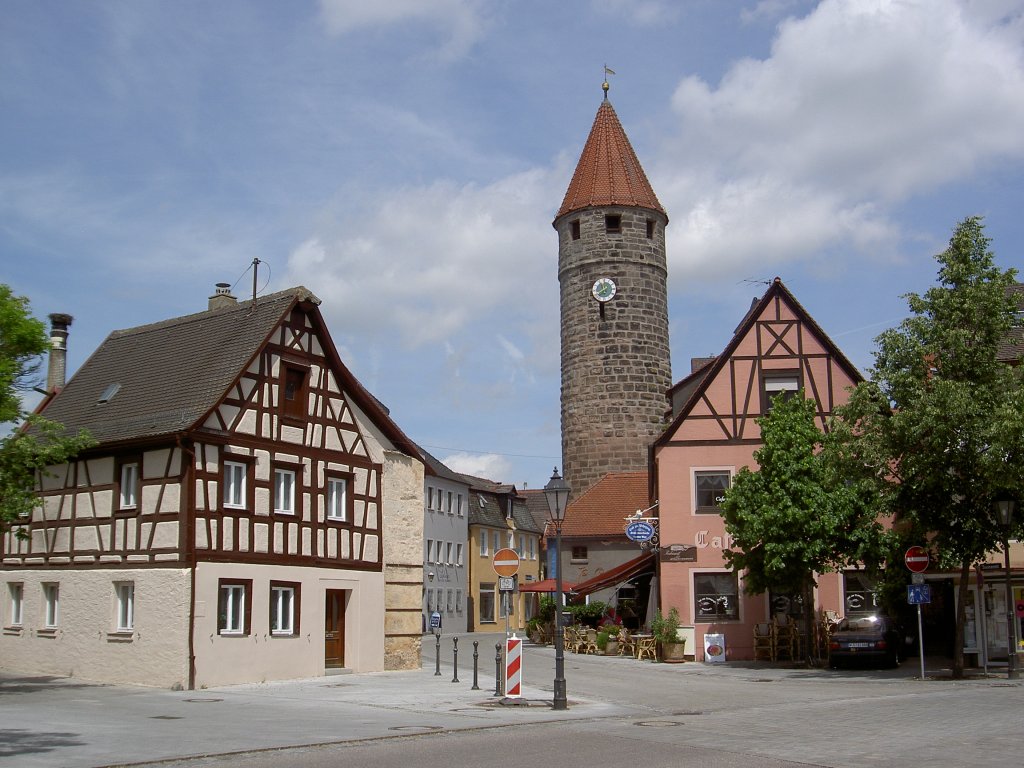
[{"xmin": 660, "ymin": 640, "xmax": 687, "ymax": 663}]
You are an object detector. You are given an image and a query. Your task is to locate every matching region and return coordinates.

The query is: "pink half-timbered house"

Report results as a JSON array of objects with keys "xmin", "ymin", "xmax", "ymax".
[
  {"xmin": 1, "ymin": 286, "xmax": 425, "ymax": 688},
  {"xmin": 653, "ymin": 278, "xmax": 867, "ymax": 661}
]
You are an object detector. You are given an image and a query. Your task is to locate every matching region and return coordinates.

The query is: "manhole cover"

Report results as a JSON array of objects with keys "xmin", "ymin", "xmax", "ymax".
[
  {"xmin": 672, "ymin": 711, "xmax": 703, "ymax": 716},
  {"xmin": 150, "ymin": 715, "xmax": 184, "ymax": 720},
  {"xmin": 388, "ymin": 725, "xmax": 442, "ymax": 732},
  {"xmin": 183, "ymin": 698, "xmax": 223, "ymax": 703},
  {"xmin": 634, "ymin": 720, "xmax": 684, "ymax": 728}
]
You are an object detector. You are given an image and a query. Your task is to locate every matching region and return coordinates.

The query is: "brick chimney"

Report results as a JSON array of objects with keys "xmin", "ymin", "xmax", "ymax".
[
  {"xmin": 47, "ymin": 313, "xmax": 73, "ymax": 392},
  {"xmin": 208, "ymin": 282, "xmax": 238, "ymax": 311}
]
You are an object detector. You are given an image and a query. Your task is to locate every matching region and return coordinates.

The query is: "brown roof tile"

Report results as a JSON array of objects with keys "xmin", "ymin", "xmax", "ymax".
[
  {"xmin": 555, "ymin": 98, "xmax": 665, "ymax": 221},
  {"xmin": 559, "ymin": 471, "xmax": 651, "ymax": 540}
]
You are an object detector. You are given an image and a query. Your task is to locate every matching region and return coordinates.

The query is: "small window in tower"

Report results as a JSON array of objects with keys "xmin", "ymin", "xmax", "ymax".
[
  {"xmin": 646, "ymin": 219, "xmax": 655, "ymax": 239},
  {"xmin": 605, "ymin": 214, "xmax": 621, "ymax": 233},
  {"xmin": 570, "ymin": 220, "xmax": 581, "ymax": 240}
]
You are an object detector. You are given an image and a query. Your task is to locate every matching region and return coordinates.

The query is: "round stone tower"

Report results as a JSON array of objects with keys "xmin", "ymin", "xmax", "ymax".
[{"xmin": 553, "ymin": 88, "xmax": 672, "ymax": 499}]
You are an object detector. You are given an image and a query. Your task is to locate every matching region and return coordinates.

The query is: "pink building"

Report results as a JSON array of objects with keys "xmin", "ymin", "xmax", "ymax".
[{"xmin": 652, "ymin": 278, "xmax": 865, "ymax": 661}]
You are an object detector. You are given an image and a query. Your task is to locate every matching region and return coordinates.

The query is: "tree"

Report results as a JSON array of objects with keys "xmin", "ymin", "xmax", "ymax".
[
  {"xmin": 0, "ymin": 284, "xmax": 94, "ymax": 529},
  {"xmin": 830, "ymin": 216, "xmax": 1021, "ymax": 679},
  {"xmin": 0, "ymin": 284, "xmax": 48, "ymax": 424},
  {"xmin": 721, "ymin": 393, "xmax": 887, "ymax": 661}
]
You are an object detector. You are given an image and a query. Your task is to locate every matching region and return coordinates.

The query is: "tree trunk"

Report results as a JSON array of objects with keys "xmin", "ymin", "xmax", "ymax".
[
  {"xmin": 803, "ymin": 575, "xmax": 816, "ymax": 666},
  {"xmin": 952, "ymin": 559, "xmax": 971, "ymax": 680}
]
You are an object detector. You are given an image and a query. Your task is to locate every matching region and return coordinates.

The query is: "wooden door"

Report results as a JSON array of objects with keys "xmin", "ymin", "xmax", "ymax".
[{"xmin": 325, "ymin": 590, "xmax": 346, "ymax": 668}]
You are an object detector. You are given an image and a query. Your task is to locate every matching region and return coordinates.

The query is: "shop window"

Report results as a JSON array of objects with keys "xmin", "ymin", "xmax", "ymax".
[
  {"xmin": 694, "ymin": 572, "xmax": 739, "ymax": 621},
  {"xmin": 843, "ymin": 572, "xmax": 880, "ymax": 618}
]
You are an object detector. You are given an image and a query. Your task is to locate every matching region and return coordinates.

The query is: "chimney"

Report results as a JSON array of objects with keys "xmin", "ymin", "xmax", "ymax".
[
  {"xmin": 47, "ymin": 313, "xmax": 73, "ymax": 392},
  {"xmin": 208, "ymin": 282, "xmax": 238, "ymax": 311},
  {"xmin": 691, "ymin": 356, "xmax": 717, "ymax": 374}
]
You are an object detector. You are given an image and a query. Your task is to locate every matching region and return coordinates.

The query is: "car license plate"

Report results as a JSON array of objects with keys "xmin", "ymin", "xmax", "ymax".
[{"xmin": 848, "ymin": 642, "xmax": 873, "ymax": 648}]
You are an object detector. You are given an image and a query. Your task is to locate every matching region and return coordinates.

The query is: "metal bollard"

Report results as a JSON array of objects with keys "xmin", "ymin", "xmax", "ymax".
[
  {"xmin": 434, "ymin": 633, "xmax": 441, "ymax": 676},
  {"xmin": 451, "ymin": 636, "xmax": 460, "ymax": 683},
  {"xmin": 471, "ymin": 640, "xmax": 480, "ymax": 690},
  {"xmin": 493, "ymin": 642, "xmax": 502, "ymax": 696}
]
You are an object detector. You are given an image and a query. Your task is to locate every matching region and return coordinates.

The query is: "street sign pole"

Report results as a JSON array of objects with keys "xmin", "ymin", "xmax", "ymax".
[{"xmin": 905, "ymin": 547, "xmax": 932, "ymax": 680}]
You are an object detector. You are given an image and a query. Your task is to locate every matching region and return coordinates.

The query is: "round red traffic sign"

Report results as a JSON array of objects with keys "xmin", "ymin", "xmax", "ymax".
[
  {"xmin": 493, "ymin": 548, "xmax": 521, "ymax": 577},
  {"xmin": 904, "ymin": 546, "xmax": 930, "ymax": 573}
]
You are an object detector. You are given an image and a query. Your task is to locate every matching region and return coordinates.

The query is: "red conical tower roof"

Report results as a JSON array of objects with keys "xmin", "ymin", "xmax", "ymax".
[{"xmin": 555, "ymin": 97, "xmax": 666, "ymax": 221}]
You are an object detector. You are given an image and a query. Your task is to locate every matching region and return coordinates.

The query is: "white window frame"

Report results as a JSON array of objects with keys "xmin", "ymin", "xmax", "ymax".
[
  {"xmin": 456, "ymin": 542, "xmax": 464, "ymax": 567},
  {"xmin": 479, "ymin": 531, "xmax": 488, "ymax": 557},
  {"xmin": 223, "ymin": 461, "xmax": 247, "ymax": 509},
  {"xmin": 120, "ymin": 462, "xmax": 138, "ymax": 509},
  {"xmin": 274, "ymin": 468, "xmax": 296, "ymax": 514},
  {"xmin": 270, "ymin": 585, "xmax": 295, "ymax": 635},
  {"xmin": 446, "ymin": 542, "xmax": 453, "ymax": 565},
  {"xmin": 693, "ymin": 467, "xmax": 733, "ymax": 514},
  {"xmin": 43, "ymin": 583, "xmax": 59, "ymax": 628},
  {"xmin": 455, "ymin": 589, "xmax": 463, "ymax": 613},
  {"xmin": 457, "ymin": 493, "xmax": 463, "ymax": 517},
  {"xmin": 426, "ymin": 539, "xmax": 434, "ymax": 563},
  {"xmin": 327, "ymin": 477, "xmax": 347, "ymax": 521},
  {"xmin": 447, "ymin": 491, "xmax": 454, "ymax": 514},
  {"xmin": 492, "ymin": 531, "xmax": 501, "ymax": 554},
  {"xmin": 115, "ymin": 582, "xmax": 134, "ymax": 631},
  {"xmin": 8, "ymin": 583, "xmax": 23, "ymax": 626},
  {"xmin": 219, "ymin": 584, "xmax": 245, "ymax": 635}
]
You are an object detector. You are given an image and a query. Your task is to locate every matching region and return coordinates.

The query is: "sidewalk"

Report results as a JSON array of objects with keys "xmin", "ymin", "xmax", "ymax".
[{"xmin": 0, "ymin": 633, "xmax": 624, "ymax": 768}]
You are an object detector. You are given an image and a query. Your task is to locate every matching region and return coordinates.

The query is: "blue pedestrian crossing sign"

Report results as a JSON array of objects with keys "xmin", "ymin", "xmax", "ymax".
[{"xmin": 907, "ymin": 584, "xmax": 932, "ymax": 605}]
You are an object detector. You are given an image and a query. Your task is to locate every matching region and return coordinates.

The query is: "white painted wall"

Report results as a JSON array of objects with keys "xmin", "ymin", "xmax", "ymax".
[
  {"xmin": 192, "ymin": 561, "xmax": 385, "ymax": 688},
  {"xmin": 1, "ymin": 568, "xmax": 190, "ymax": 688}
]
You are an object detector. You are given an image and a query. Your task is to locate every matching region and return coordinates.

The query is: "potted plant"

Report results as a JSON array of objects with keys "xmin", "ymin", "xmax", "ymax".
[
  {"xmin": 596, "ymin": 624, "xmax": 620, "ymax": 655},
  {"xmin": 651, "ymin": 607, "xmax": 686, "ymax": 663}
]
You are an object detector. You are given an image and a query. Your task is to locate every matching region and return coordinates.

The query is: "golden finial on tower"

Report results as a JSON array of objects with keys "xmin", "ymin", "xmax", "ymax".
[{"xmin": 603, "ymin": 64, "xmax": 615, "ymax": 97}]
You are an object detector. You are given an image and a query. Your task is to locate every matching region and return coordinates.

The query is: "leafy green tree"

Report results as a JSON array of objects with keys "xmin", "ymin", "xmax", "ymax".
[
  {"xmin": 0, "ymin": 284, "xmax": 93, "ymax": 529},
  {"xmin": 722, "ymin": 393, "xmax": 888, "ymax": 661},
  {"xmin": 0, "ymin": 284, "xmax": 48, "ymax": 423},
  {"xmin": 830, "ymin": 216, "xmax": 1021, "ymax": 678}
]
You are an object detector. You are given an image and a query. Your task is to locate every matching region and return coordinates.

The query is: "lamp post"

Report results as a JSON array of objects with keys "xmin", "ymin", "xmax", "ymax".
[
  {"xmin": 995, "ymin": 495, "xmax": 1019, "ymax": 680},
  {"xmin": 544, "ymin": 467, "xmax": 571, "ymax": 710}
]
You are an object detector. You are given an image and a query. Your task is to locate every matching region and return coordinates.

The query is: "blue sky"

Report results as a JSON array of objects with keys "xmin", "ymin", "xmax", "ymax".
[{"xmin": 4, "ymin": 0, "xmax": 1023, "ymax": 491}]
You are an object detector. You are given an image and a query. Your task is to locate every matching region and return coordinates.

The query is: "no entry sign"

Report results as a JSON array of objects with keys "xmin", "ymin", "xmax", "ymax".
[
  {"xmin": 493, "ymin": 548, "xmax": 520, "ymax": 577},
  {"xmin": 904, "ymin": 546, "xmax": 930, "ymax": 573}
]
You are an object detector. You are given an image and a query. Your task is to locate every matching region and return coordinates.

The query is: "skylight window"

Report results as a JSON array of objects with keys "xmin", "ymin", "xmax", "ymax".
[{"xmin": 98, "ymin": 383, "xmax": 121, "ymax": 404}]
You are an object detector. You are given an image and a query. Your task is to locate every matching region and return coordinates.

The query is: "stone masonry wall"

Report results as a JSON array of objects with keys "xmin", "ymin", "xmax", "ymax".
[{"xmin": 556, "ymin": 206, "xmax": 672, "ymax": 499}]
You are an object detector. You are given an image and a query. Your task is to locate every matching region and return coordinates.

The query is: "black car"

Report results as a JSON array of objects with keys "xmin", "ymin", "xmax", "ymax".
[{"xmin": 828, "ymin": 615, "xmax": 903, "ymax": 669}]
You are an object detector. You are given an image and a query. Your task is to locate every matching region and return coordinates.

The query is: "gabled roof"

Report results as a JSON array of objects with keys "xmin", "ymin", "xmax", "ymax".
[
  {"xmin": 656, "ymin": 277, "xmax": 864, "ymax": 448},
  {"xmin": 38, "ymin": 286, "xmax": 421, "ymax": 461},
  {"xmin": 554, "ymin": 98, "xmax": 665, "ymax": 221},
  {"xmin": 558, "ymin": 471, "xmax": 650, "ymax": 541}
]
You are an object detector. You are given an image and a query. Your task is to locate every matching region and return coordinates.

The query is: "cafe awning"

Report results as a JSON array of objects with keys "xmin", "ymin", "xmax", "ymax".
[{"xmin": 570, "ymin": 551, "xmax": 656, "ymax": 598}]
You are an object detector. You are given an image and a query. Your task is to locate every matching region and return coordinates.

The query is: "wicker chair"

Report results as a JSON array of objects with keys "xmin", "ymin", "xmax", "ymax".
[{"xmin": 753, "ymin": 622, "xmax": 775, "ymax": 661}]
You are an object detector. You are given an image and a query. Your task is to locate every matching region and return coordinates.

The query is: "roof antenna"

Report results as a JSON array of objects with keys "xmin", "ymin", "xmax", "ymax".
[
  {"xmin": 251, "ymin": 258, "xmax": 261, "ymax": 307},
  {"xmin": 603, "ymin": 64, "xmax": 615, "ymax": 99}
]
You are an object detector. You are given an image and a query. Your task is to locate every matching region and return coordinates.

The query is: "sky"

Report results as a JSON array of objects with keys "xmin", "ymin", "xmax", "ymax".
[{"xmin": 3, "ymin": 0, "xmax": 1023, "ymax": 492}]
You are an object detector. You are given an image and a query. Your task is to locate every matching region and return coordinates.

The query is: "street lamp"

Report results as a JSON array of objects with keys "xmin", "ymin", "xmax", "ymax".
[
  {"xmin": 544, "ymin": 467, "xmax": 571, "ymax": 710},
  {"xmin": 995, "ymin": 494, "xmax": 1018, "ymax": 680}
]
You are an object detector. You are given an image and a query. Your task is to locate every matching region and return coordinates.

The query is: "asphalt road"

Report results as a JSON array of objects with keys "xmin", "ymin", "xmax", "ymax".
[{"xmin": 2, "ymin": 632, "xmax": 1021, "ymax": 768}]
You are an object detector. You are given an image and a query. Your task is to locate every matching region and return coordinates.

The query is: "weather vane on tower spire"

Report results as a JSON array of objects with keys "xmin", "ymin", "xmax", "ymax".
[{"xmin": 603, "ymin": 64, "xmax": 615, "ymax": 97}]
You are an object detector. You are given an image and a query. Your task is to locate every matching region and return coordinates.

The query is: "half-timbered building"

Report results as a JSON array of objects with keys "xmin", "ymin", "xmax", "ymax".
[
  {"xmin": 1, "ymin": 286, "xmax": 424, "ymax": 688},
  {"xmin": 652, "ymin": 278, "xmax": 864, "ymax": 661}
]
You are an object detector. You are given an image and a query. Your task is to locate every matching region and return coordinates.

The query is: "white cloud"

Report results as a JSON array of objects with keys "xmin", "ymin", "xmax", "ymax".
[
  {"xmin": 283, "ymin": 167, "xmax": 562, "ymax": 348},
  {"xmin": 441, "ymin": 451, "xmax": 512, "ymax": 480},
  {"xmin": 318, "ymin": 0, "xmax": 487, "ymax": 60},
  {"xmin": 660, "ymin": 0, "xmax": 1024, "ymax": 276},
  {"xmin": 591, "ymin": 0, "xmax": 681, "ymax": 26}
]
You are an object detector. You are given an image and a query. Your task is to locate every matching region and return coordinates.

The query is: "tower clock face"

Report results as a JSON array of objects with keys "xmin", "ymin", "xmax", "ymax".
[{"xmin": 591, "ymin": 277, "xmax": 617, "ymax": 302}]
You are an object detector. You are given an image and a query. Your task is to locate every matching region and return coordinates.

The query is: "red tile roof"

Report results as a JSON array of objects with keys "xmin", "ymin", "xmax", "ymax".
[
  {"xmin": 559, "ymin": 471, "xmax": 652, "ymax": 540},
  {"xmin": 555, "ymin": 98, "xmax": 665, "ymax": 221}
]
